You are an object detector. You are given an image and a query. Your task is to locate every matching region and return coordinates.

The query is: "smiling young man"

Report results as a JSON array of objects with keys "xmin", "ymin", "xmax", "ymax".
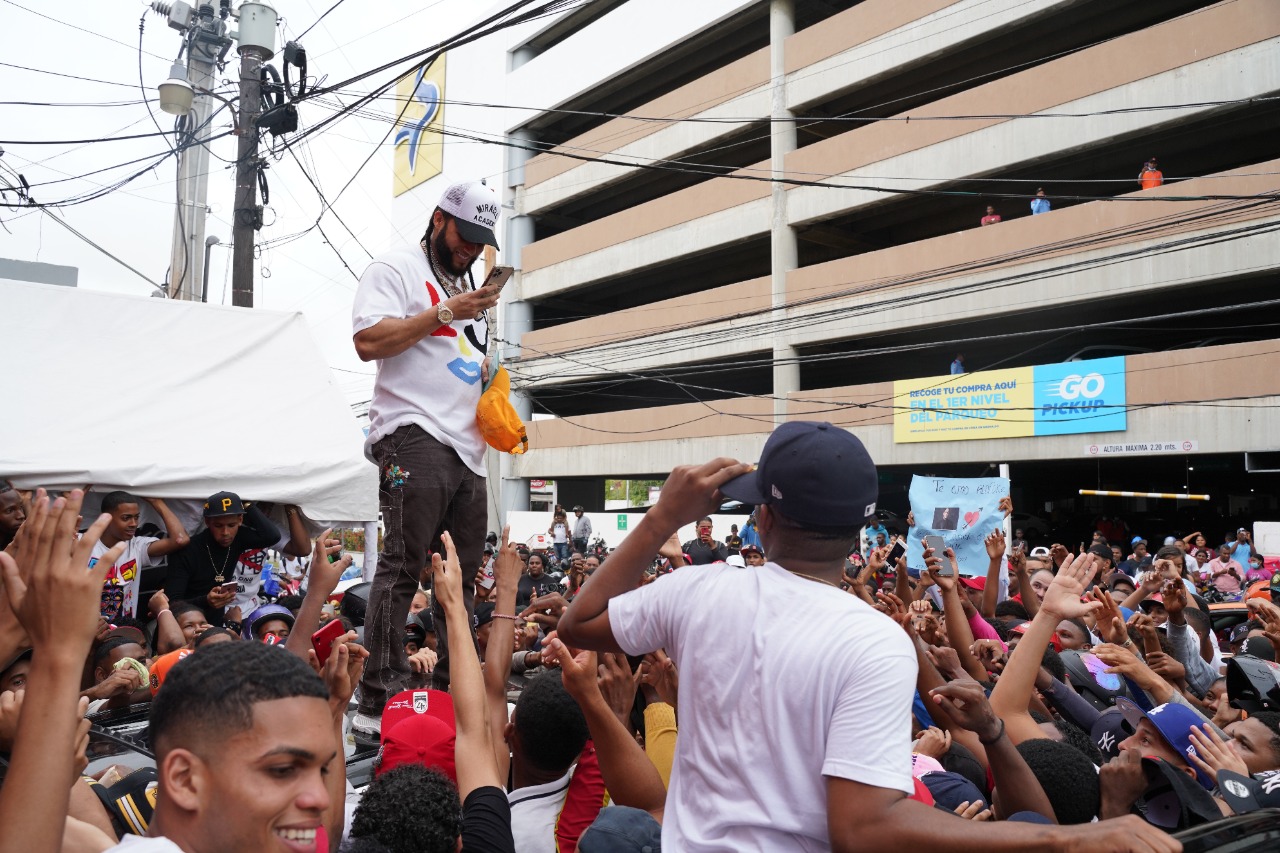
[{"xmin": 107, "ymin": 640, "xmax": 344, "ymax": 852}]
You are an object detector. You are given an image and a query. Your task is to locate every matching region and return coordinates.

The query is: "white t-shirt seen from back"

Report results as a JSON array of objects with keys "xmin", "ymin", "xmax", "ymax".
[{"xmin": 609, "ymin": 560, "xmax": 917, "ymax": 852}]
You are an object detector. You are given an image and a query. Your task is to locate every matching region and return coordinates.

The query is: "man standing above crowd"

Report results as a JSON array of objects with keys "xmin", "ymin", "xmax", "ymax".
[
  {"xmin": 90, "ymin": 491, "xmax": 189, "ymax": 623},
  {"xmin": 557, "ymin": 421, "xmax": 1179, "ymax": 852},
  {"xmin": 352, "ymin": 179, "xmax": 503, "ymax": 732}
]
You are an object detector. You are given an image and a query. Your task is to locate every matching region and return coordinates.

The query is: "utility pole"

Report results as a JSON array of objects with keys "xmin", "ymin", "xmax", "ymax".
[
  {"xmin": 158, "ymin": 2, "xmax": 230, "ymax": 301},
  {"xmin": 230, "ymin": 2, "xmax": 277, "ymax": 308}
]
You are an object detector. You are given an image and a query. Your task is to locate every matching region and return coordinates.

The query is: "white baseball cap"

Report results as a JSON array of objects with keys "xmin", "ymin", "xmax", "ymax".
[{"xmin": 437, "ymin": 180, "xmax": 501, "ymax": 248}]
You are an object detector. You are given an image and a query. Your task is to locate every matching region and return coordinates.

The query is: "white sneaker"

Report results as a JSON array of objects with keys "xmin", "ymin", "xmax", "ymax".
[{"xmin": 352, "ymin": 712, "xmax": 382, "ymax": 735}]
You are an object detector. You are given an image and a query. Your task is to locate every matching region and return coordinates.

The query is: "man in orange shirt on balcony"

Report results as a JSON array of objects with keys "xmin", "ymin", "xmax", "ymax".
[{"xmin": 1139, "ymin": 158, "xmax": 1164, "ymax": 190}]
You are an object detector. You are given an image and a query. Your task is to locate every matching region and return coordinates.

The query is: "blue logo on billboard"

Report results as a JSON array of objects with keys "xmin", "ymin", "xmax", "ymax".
[
  {"xmin": 394, "ymin": 69, "xmax": 442, "ymax": 177},
  {"xmin": 1033, "ymin": 357, "xmax": 1126, "ymax": 436}
]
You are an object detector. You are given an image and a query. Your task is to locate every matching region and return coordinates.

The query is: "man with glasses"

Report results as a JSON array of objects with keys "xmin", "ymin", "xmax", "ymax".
[{"xmin": 351, "ymin": 180, "xmax": 503, "ymax": 734}]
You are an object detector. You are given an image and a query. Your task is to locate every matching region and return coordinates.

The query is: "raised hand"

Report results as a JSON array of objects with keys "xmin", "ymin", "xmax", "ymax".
[
  {"xmin": 638, "ymin": 649, "xmax": 679, "ymax": 709},
  {"xmin": 927, "ymin": 645, "xmax": 966, "ymax": 681},
  {"xmin": 984, "ymin": 529, "xmax": 1006, "ymax": 562},
  {"xmin": 929, "ymin": 679, "xmax": 1002, "ymax": 743},
  {"xmin": 0, "ymin": 489, "xmax": 121, "ymax": 658},
  {"xmin": 318, "ymin": 629, "xmax": 367, "ymax": 716},
  {"xmin": 998, "ymin": 496, "xmax": 1013, "ymax": 517},
  {"xmin": 1161, "ymin": 580, "xmax": 1188, "ymax": 618},
  {"xmin": 913, "ymin": 726, "xmax": 951, "ymax": 759},
  {"xmin": 866, "ymin": 545, "xmax": 889, "ymax": 575},
  {"xmin": 1187, "ymin": 724, "xmax": 1248, "ymax": 784},
  {"xmin": 408, "ymin": 647, "xmax": 438, "ymax": 674},
  {"xmin": 650, "ymin": 458, "xmax": 753, "ymax": 530},
  {"xmin": 307, "ymin": 528, "xmax": 352, "ymax": 598},
  {"xmin": 1040, "ymin": 552, "xmax": 1102, "ymax": 621},
  {"xmin": 598, "ymin": 652, "xmax": 640, "ymax": 727},
  {"xmin": 433, "ymin": 531, "xmax": 465, "ymax": 616},
  {"xmin": 971, "ymin": 639, "xmax": 1007, "ymax": 674},
  {"xmin": 1008, "ymin": 545, "xmax": 1028, "ymax": 577},
  {"xmin": 1145, "ymin": 652, "xmax": 1186, "ymax": 686},
  {"xmin": 1089, "ymin": 588, "xmax": 1128, "ymax": 645}
]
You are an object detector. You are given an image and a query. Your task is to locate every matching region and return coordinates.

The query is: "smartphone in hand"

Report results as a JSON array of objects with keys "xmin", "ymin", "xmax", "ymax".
[
  {"xmin": 312, "ymin": 619, "xmax": 346, "ymax": 666},
  {"xmin": 481, "ymin": 265, "xmax": 513, "ymax": 292},
  {"xmin": 923, "ymin": 535, "xmax": 951, "ymax": 575}
]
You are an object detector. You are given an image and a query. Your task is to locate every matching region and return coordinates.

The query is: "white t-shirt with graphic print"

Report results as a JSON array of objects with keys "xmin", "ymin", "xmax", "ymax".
[
  {"xmin": 89, "ymin": 536, "xmax": 159, "ymax": 622},
  {"xmin": 353, "ymin": 246, "xmax": 490, "ymax": 476}
]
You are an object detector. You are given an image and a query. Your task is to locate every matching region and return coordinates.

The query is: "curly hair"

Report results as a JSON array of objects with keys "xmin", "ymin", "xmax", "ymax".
[
  {"xmin": 1015, "ymin": 738, "xmax": 1101, "ymax": 824},
  {"xmin": 514, "ymin": 669, "xmax": 589, "ymax": 774},
  {"xmin": 350, "ymin": 765, "xmax": 461, "ymax": 853}
]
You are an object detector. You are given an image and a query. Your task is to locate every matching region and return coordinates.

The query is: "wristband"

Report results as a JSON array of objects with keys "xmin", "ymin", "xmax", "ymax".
[
  {"xmin": 491, "ymin": 613, "xmax": 519, "ymax": 622},
  {"xmin": 978, "ymin": 719, "xmax": 1006, "ymax": 745},
  {"xmin": 154, "ymin": 608, "xmax": 171, "ymax": 618},
  {"xmin": 224, "ymin": 619, "xmax": 243, "ymax": 634}
]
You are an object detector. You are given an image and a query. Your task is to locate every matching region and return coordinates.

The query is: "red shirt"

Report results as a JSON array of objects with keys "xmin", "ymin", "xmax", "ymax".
[{"xmin": 980, "ymin": 214, "xmax": 1001, "ymax": 226}]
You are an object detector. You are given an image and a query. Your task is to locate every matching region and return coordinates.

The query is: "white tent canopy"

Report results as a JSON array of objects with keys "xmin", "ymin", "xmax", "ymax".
[{"xmin": 1, "ymin": 282, "xmax": 378, "ymax": 526}]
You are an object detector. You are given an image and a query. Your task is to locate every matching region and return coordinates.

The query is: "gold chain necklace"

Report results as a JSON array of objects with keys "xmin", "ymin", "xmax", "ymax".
[
  {"xmin": 793, "ymin": 571, "xmax": 838, "ymax": 588},
  {"xmin": 206, "ymin": 542, "xmax": 234, "ymax": 584}
]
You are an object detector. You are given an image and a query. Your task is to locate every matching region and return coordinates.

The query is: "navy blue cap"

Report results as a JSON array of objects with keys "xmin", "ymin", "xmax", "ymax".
[
  {"xmin": 919, "ymin": 771, "xmax": 987, "ymax": 813},
  {"xmin": 1218, "ymin": 769, "xmax": 1280, "ymax": 814},
  {"xmin": 578, "ymin": 806, "xmax": 661, "ymax": 853},
  {"xmin": 720, "ymin": 421, "xmax": 877, "ymax": 527}
]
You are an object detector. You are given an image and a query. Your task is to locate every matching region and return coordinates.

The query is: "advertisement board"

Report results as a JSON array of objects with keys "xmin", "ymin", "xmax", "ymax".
[{"xmin": 893, "ymin": 356, "xmax": 1126, "ymax": 443}]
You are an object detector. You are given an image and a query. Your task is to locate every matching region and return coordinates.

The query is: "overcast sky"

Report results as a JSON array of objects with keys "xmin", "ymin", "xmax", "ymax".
[{"xmin": 1, "ymin": 0, "xmax": 480, "ymax": 416}]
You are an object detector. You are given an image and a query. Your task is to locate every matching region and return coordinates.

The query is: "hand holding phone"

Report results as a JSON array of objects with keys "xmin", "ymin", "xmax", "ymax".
[
  {"xmin": 887, "ymin": 541, "xmax": 906, "ymax": 564},
  {"xmin": 923, "ymin": 535, "xmax": 951, "ymax": 576},
  {"xmin": 312, "ymin": 619, "xmax": 346, "ymax": 667},
  {"xmin": 219, "ymin": 581, "xmax": 239, "ymax": 595},
  {"xmin": 481, "ymin": 265, "xmax": 513, "ymax": 293}
]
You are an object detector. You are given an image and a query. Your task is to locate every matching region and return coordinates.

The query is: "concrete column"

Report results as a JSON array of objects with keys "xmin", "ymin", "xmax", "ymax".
[
  {"xmin": 769, "ymin": 0, "xmax": 799, "ymax": 420},
  {"xmin": 496, "ymin": 127, "xmax": 539, "ymax": 523}
]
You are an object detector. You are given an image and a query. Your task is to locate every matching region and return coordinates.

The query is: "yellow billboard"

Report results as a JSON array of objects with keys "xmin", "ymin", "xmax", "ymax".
[
  {"xmin": 393, "ymin": 55, "xmax": 446, "ymax": 197},
  {"xmin": 893, "ymin": 366, "xmax": 1035, "ymax": 443}
]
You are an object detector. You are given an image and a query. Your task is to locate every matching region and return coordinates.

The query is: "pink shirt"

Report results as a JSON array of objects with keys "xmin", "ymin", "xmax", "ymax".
[
  {"xmin": 1207, "ymin": 558, "xmax": 1244, "ymax": 593},
  {"xmin": 968, "ymin": 610, "xmax": 1006, "ymax": 649}
]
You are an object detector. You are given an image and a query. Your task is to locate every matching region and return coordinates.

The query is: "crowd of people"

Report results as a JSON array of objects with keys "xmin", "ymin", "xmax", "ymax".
[
  {"xmin": 977, "ymin": 157, "xmax": 1165, "ymax": 227},
  {"xmin": 6, "ymin": 175, "xmax": 1277, "ymax": 852},
  {"xmin": 4, "ymin": 419, "xmax": 1280, "ymax": 852}
]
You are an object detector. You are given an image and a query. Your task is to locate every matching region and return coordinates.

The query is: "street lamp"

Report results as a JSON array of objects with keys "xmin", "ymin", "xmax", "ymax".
[
  {"xmin": 201, "ymin": 235, "xmax": 222, "ymax": 303},
  {"xmin": 158, "ymin": 63, "xmax": 194, "ymax": 116}
]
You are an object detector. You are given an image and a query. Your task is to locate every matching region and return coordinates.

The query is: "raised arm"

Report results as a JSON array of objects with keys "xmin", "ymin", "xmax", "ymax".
[
  {"xmin": 147, "ymin": 589, "xmax": 187, "ymax": 655},
  {"xmin": 280, "ymin": 505, "xmax": 313, "ymax": 557},
  {"xmin": 142, "ymin": 497, "xmax": 190, "ymax": 558},
  {"xmin": 484, "ymin": 526, "xmax": 521, "ymax": 782},
  {"xmin": 0, "ymin": 490, "xmax": 123, "ymax": 853},
  {"xmin": 437, "ymin": 531, "xmax": 502, "ymax": 797},
  {"xmin": 991, "ymin": 552, "xmax": 1101, "ymax": 745},
  {"xmin": 929, "ymin": 554, "xmax": 986, "ymax": 684},
  {"xmin": 560, "ymin": 459, "xmax": 749, "ymax": 652},
  {"xmin": 552, "ymin": 639, "xmax": 666, "ymax": 819},
  {"xmin": 285, "ymin": 531, "xmax": 350, "ymax": 661},
  {"xmin": 981, "ymin": 530, "xmax": 1005, "ymax": 619},
  {"xmin": 931, "ymin": 679, "xmax": 1057, "ymax": 822}
]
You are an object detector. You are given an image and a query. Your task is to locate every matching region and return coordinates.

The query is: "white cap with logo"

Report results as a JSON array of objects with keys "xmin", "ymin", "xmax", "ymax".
[{"xmin": 437, "ymin": 180, "xmax": 501, "ymax": 249}]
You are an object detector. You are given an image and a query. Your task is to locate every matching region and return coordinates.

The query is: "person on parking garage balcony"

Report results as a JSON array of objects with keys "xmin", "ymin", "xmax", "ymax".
[
  {"xmin": 1139, "ymin": 158, "xmax": 1164, "ymax": 190},
  {"xmin": 980, "ymin": 205, "xmax": 1002, "ymax": 226},
  {"xmin": 1030, "ymin": 188, "xmax": 1051, "ymax": 215}
]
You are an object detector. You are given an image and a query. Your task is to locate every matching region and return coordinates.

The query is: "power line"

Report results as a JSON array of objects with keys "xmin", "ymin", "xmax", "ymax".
[
  {"xmin": 1, "ymin": 0, "xmax": 171, "ymax": 61},
  {"xmin": 0, "ymin": 60, "xmax": 147, "ymax": 90},
  {"xmin": 296, "ymin": 0, "xmax": 349, "ymax": 40}
]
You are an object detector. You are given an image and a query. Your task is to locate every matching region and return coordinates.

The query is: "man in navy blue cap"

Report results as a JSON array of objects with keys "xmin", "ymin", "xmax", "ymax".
[{"xmin": 558, "ymin": 422, "xmax": 1173, "ymax": 852}]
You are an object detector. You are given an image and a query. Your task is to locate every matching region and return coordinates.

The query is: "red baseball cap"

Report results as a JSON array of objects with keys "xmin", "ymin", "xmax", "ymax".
[
  {"xmin": 958, "ymin": 576, "xmax": 986, "ymax": 592},
  {"xmin": 377, "ymin": 689, "xmax": 457, "ymax": 783}
]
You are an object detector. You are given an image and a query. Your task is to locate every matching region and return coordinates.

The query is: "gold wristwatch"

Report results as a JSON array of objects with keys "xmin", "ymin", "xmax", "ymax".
[{"xmin": 437, "ymin": 303, "xmax": 454, "ymax": 325}]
